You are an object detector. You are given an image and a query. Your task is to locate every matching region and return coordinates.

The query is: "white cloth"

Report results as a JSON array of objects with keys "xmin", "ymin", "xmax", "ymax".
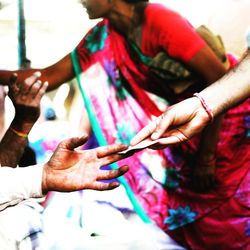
[
  {"xmin": 0, "ymin": 201, "xmax": 44, "ymax": 250},
  {"xmin": 0, "ymin": 165, "xmax": 44, "ymax": 211},
  {"xmin": 41, "ymin": 191, "xmax": 186, "ymax": 250}
]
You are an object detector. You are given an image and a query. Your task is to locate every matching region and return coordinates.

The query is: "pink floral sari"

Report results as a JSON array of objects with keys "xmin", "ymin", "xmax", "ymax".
[{"xmin": 71, "ymin": 19, "xmax": 250, "ymax": 249}]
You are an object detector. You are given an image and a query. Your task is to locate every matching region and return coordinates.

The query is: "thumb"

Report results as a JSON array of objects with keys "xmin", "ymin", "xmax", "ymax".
[
  {"xmin": 61, "ymin": 134, "xmax": 89, "ymax": 150},
  {"xmin": 9, "ymin": 73, "xmax": 18, "ymax": 86}
]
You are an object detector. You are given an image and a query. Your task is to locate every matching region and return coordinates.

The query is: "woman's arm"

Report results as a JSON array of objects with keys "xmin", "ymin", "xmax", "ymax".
[
  {"xmin": 199, "ymin": 51, "xmax": 250, "ymax": 115},
  {"xmin": 186, "ymin": 44, "xmax": 227, "ymax": 190},
  {"xmin": 187, "ymin": 45, "xmax": 227, "ymax": 84},
  {"xmin": 187, "ymin": 44, "xmax": 227, "ymax": 153},
  {"xmin": 131, "ymin": 51, "xmax": 250, "ymax": 146},
  {"xmin": 0, "ymin": 54, "xmax": 74, "ymax": 91}
]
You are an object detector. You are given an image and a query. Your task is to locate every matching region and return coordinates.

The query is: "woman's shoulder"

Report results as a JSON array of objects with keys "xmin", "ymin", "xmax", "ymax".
[
  {"xmin": 145, "ymin": 3, "xmax": 182, "ymax": 19},
  {"xmin": 144, "ymin": 3, "xmax": 187, "ymax": 30}
]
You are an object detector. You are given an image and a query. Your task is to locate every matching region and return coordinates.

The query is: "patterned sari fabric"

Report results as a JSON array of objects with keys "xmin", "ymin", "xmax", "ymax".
[{"xmin": 72, "ymin": 19, "xmax": 250, "ymax": 249}]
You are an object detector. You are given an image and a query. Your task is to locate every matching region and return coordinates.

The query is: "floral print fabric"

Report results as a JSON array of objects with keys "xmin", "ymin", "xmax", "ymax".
[{"xmin": 73, "ymin": 19, "xmax": 250, "ymax": 249}]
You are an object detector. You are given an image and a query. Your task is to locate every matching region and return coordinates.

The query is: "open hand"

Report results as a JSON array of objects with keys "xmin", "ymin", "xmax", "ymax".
[{"xmin": 42, "ymin": 136, "xmax": 129, "ymax": 193}]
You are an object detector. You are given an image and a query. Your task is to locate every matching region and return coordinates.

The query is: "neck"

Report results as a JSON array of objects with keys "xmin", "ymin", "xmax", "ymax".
[{"xmin": 107, "ymin": 2, "xmax": 144, "ymax": 36}]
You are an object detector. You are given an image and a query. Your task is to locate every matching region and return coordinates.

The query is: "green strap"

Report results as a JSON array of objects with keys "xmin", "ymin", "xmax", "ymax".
[
  {"xmin": 128, "ymin": 41, "xmax": 152, "ymax": 66},
  {"xmin": 71, "ymin": 49, "xmax": 151, "ymax": 223}
]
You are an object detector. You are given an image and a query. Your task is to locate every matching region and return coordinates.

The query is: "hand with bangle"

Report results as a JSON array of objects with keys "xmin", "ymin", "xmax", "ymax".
[
  {"xmin": 130, "ymin": 93, "xmax": 213, "ymax": 147},
  {"xmin": 8, "ymin": 72, "xmax": 48, "ymax": 137},
  {"xmin": 0, "ymin": 72, "xmax": 48, "ymax": 167}
]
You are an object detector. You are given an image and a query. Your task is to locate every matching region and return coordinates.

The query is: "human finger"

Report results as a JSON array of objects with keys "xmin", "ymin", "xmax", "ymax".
[
  {"xmin": 28, "ymin": 80, "xmax": 43, "ymax": 97},
  {"xmin": 130, "ymin": 121, "xmax": 157, "ymax": 146},
  {"xmin": 24, "ymin": 71, "xmax": 41, "ymax": 87},
  {"xmin": 9, "ymin": 73, "xmax": 18, "ymax": 86},
  {"xmin": 99, "ymin": 152, "xmax": 128, "ymax": 166},
  {"xmin": 151, "ymin": 129, "xmax": 189, "ymax": 146},
  {"xmin": 89, "ymin": 181, "xmax": 120, "ymax": 191},
  {"xmin": 59, "ymin": 135, "xmax": 89, "ymax": 151},
  {"xmin": 97, "ymin": 165, "xmax": 129, "ymax": 180},
  {"xmin": 20, "ymin": 71, "xmax": 41, "ymax": 94},
  {"xmin": 8, "ymin": 73, "xmax": 19, "ymax": 94},
  {"xmin": 33, "ymin": 81, "xmax": 48, "ymax": 99},
  {"xmin": 96, "ymin": 144, "xmax": 128, "ymax": 158},
  {"xmin": 38, "ymin": 81, "xmax": 48, "ymax": 97},
  {"xmin": 151, "ymin": 112, "xmax": 174, "ymax": 140}
]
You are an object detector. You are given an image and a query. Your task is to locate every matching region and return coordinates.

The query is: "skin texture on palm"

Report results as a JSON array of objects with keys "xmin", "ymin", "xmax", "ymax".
[{"xmin": 42, "ymin": 136, "xmax": 129, "ymax": 193}]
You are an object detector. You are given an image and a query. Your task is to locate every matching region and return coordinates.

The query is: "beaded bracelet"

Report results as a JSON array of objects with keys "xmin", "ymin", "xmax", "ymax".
[
  {"xmin": 193, "ymin": 93, "xmax": 214, "ymax": 122},
  {"xmin": 10, "ymin": 127, "xmax": 29, "ymax": 138}
]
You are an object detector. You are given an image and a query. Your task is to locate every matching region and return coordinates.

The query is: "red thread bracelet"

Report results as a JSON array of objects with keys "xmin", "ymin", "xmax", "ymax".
[
  {"xmin": 10, "ymin": 127, "xmax": 28, "ymax": 138},
  {"xmin": 193, "ymin": 93, "xmax": 214, "ymax": 122}
]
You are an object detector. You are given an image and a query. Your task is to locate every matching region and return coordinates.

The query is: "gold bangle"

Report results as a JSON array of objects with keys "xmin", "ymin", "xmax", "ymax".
[{"xmin": 10, "ymin": 127, "xmax": 28, "ymax": 138}]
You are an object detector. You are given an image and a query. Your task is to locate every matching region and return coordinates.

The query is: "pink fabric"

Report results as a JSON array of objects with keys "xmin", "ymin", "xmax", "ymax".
[{"xmin": 73, "ymin": 4, "xmax": 250, "ymax": 249}]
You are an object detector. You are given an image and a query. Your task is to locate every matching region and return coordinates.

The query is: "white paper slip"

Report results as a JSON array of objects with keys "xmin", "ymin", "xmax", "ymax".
[{"xmin": 118, "ymin": 138, "xmax": 163, "ymax": 154}]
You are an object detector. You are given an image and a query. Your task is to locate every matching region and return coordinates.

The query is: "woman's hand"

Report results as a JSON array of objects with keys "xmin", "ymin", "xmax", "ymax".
[{"xmin": 130, "ymin": 97, "xmax": 210, "ymax": 148}]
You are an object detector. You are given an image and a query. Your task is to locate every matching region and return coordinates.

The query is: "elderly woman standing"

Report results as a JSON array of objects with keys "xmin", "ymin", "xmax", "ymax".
[{"xmin": 0, "ymin": 1, "xmax": 249, "ymax": 249}]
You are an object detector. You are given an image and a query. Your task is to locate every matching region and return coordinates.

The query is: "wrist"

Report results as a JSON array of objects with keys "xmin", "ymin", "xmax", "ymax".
[
  {"xmin": 193, "ymin": 93, "xmax": 214, "ymax": 122},
  {"xmin": 42, "ymin": 164, "xmax": 49, "ymax": 195},
  {"xmin": 10, "ymin": 127, "xmax": 29, "ymax": 138},
  {"xmin": 189, "ymin": 97, "xmax": 211, "ymax": 123},
  {"xmin": 199, "ymin": 88, "xmax": 222, "ymax": 117},
  {"xmin": 11, "ymin": 118, "xmax": 35, "ymax": 134}
]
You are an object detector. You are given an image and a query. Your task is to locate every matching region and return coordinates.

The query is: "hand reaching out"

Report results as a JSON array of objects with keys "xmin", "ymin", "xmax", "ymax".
[
  {"xmin": 42, "ymin": 136, "xmax": 129, "ymax": 193},
  {"xmin": 130, "ymin": 97, "xmax": 211, "ymax": 147}
]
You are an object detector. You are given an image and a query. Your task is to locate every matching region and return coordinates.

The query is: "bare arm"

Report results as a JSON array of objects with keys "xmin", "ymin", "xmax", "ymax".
[
  {"xmin": 187, "ymin": 45, "xmax": 227, "ymax": 162},
  {"xmin": 200, "ymin": 50, "xmax": 250, "ymax": 115},
  {"xmin": 131, "ymin": 50, "xmax": 250, "ymax": 146},
  {"xmin": 0, "ymin": 54, "xmax": 74, "ymax": 91}
]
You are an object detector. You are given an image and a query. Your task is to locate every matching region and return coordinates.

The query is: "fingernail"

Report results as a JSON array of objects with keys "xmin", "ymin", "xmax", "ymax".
[
  {"xmin": 151, "ymin": 133, "xmax": 159, "ymax": 139},
  {"xmin": 130, "ymin": 139, "xmax": 135, "ymax": 145},
  {"xmin": 34, "ymin": 71, "xmax": 41, "ymax": 77}
]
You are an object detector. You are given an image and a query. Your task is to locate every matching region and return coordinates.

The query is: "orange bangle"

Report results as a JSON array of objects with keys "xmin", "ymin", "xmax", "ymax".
[{"xmin": 10, "ymin": 127, "xmax": 28, "ymax": 138}]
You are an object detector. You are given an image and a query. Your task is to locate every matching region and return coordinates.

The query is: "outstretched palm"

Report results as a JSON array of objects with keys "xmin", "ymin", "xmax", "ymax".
[{"xmin": 43, "ymin": 136, "xmax": 129, "ymax": 193}]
